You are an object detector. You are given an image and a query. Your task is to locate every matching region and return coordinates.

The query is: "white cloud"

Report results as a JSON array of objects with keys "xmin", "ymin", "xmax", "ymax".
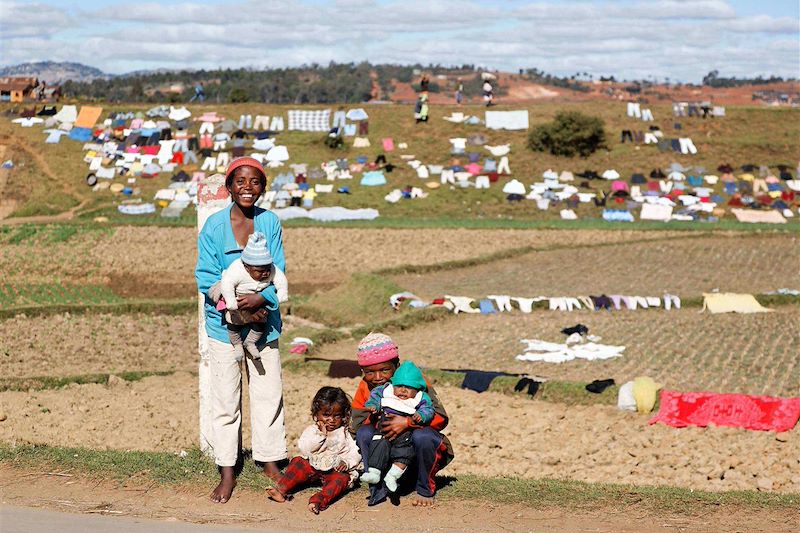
[
  {"xmin": 0, "ymin": 1, "xmax": 75, "ymax": 38},
  {"xmin": 1, "ymin": 0, "xmax": 797, "ymax": 82}
]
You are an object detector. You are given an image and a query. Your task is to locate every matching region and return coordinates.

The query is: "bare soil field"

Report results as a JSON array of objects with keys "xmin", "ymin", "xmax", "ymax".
[
  {"xmin": 0, "ymin": 313, "xmax": 324, "ymax": 378},
  {"xmin": 1, "ymin": 371, "xmax": 798, "ymax": 494},
  {"xmin": 6, "ymin": 468, "xmax": 796, "ymax": 533},
  {"xmin": 391, "ymin": 233, "xmax": 800, "ymax": 298},
  {"xmin": 315, "ymin": 307, "xmax": 800, "ymax": 398},
  {"xmin": 5, "ymin": 306, "xmax": 798, "ymax": 397},
  {"xmin": 1, "ymin": 225, "xmax": 689, "ymax": 296}
]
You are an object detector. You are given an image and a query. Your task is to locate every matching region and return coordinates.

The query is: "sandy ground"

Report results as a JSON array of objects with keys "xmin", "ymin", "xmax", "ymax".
[
  {"xmin": 6, "ymin": 468, "xmax": 796, "ymax": 533},
  {"xmin": 390, "ymin": 233, "xmax": 800, "ymax": 298},
  {"xmin": 315, "ymin": 307, "xmax": 800, "ymax": 397},
  {"xmin": 1, "ymin": 371, "xmax": 798, "ymax": 494},
  {"xmin": 1, "ymin": 226, "xmax": 688, "ymax": 292}
]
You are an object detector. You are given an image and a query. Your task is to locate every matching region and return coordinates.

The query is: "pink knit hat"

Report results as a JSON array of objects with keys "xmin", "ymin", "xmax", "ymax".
[
  {"xmin": 357, "ymin": 332, "xmax": 399, "ymax": 367},
  {"xmin": 225, "ymin": 156, "xmax": 265, "ymax": 183}
]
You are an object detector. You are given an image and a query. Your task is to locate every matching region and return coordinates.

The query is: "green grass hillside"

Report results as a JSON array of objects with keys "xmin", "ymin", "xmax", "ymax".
[{"xmin": 1, "ymin": 101, "xmax": 798, "ymax": 226}]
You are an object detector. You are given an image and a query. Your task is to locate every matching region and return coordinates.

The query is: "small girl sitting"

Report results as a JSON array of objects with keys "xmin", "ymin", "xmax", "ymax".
[
  {"xmin": 360, "ymin": 361, "xmax": 434, "ymax": 492},
  {"xmin": 210, "ymin": 231, "xmax": 288, "ymax": 360},
  {"xmin": 267, "ymin": 386, "xmax": 361, "ymax": 514}
]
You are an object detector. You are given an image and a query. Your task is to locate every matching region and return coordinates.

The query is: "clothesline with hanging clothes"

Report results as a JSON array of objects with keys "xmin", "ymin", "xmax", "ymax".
[{"xmin": 388, "ymin": 293, "xmax": 682, "ymax": 314}]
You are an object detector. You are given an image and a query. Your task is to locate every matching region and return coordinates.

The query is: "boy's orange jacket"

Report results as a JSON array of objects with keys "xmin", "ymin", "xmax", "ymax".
[{"xmin": 350, "ymin": 375, "xmax": 449, "ymax": 434}]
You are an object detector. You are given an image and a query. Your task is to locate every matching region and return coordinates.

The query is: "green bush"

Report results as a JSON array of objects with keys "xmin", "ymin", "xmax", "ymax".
[
  {"xmin": 527, "ymin": 111, "xmax": 606, "ymax": 157},
  {"xmin": 229, "ymin": 87, "xmax": 249, "ymax": 103}
]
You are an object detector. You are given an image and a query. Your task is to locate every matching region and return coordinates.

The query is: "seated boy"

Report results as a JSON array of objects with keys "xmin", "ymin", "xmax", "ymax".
[{"xmin": 350, "ymin": 333, "xmax": 453, "ymax": 507}]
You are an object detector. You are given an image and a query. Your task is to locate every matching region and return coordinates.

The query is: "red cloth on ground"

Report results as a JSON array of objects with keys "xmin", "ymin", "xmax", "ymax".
[
  {"xmin": 289, "ymin": 344, "xmax": 308, "ymax": 354},
  {"xmin": 649, "ymin": 390, "xmax": 800, "ymax": 432},
  {"xmin": 276, "ymin": 456, "xmax": 350, "ymax": 511}
]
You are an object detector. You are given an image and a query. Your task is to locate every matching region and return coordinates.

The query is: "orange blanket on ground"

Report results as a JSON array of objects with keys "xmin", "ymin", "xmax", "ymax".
[
  {"xmin": 649, "ymin": 390, "xmax": 800, "ymax": 432},
  {"xmin": 74, "ymin": 106, "xmax": 103, "ymax": 128}
]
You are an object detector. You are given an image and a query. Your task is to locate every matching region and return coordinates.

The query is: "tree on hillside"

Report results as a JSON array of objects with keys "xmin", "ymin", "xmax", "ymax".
[{"xmin": 527, "ymin": 111, "xmax": 606, "ymax": 158}]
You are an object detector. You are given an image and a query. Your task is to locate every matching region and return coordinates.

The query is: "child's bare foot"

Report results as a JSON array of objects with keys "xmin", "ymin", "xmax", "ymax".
[
  {"xmin": 261, "ymin": 461, "xmax": 282, "ymax": 483},
  {"xmin": 413, "ymin": 494, "xmax": 435, "ymax": 507},
  {"xmin": 210, "ymin": 468, "xmax": 236, "ymax": 504},
  {"xmin": 266, "ymin": 487, "xmax": 286, "ymax": 503},
  {"xmin": 308, "ymin": 502, "xmax": 321, "ymax": 514}
]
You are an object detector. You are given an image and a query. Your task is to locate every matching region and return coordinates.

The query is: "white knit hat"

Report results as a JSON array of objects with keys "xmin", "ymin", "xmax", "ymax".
[{"xmin": 241, "ymin": 232, "xmax": 272, "ymax": 266}]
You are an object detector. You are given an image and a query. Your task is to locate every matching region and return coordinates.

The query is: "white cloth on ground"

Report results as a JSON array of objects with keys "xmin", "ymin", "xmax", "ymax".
[
  {"xmin": 445, "ymin": 295, "xmax": 480, "ymax": 314},
  {"xmin": 516, "ymin": 338, "xmax": 625, "ymax": 363}
]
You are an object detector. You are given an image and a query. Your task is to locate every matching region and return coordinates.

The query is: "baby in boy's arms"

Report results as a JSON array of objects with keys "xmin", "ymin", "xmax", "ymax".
[
  {"xmin": 360, "ymin": 361, "xmax": 434, "ymax": 492},
  {"xmin": 209, "ymin": 231, "xmax": 288, "ymax": 360}
]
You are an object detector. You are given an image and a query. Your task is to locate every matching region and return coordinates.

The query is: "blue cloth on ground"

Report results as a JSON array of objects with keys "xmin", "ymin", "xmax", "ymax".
[
  {"xmin": 602, "ymin": 209, "xmax": 635, "ymax": 222},
  {"xmin": 68, "ymin": 127, "xmax": 93, "ymax": 142},
  {"xmin": 360, "ymin": 171, "xmax": 386, "ymax": 186},
  {"xmin": 479, "ymin": 299, "xmax": 496, "ymax": 314}
]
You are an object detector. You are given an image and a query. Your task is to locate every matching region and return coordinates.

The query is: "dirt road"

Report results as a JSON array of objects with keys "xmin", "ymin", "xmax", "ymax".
[{"xmin": 1, "ymin": 466, "xmax": 797, "ymax": 532}]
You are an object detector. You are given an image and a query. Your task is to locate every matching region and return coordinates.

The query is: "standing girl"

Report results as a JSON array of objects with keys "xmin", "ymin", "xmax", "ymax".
[{"xmin": 196, "ymin": 156, "xmax": 287, "ymax": 504}]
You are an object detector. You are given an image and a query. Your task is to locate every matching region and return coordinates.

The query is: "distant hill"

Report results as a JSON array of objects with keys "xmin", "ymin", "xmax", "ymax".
[{"xmin": 0, "ymin": 61, "xmax": 107, "ymax": 84}]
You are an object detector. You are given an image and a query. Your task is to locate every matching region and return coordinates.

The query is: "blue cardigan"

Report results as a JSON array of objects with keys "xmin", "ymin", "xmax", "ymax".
[{"xmin": 195, "ymin": 204, "xmax": 285, "ymax": 344}]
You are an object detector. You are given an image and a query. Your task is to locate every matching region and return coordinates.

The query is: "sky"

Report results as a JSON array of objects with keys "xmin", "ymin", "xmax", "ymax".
[{"xmin": 1, "ymin": 0, "xmax": 798, "ymax": 82}]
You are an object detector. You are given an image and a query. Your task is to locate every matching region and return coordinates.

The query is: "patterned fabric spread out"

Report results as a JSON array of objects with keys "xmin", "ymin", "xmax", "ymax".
[{"xmin": 649, "ymin": 390, "xmax": 800, "ymax": 432}]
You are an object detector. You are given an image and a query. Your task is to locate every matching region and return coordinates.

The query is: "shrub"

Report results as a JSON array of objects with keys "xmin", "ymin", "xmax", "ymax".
[
  {"xmin": 229, "ymin": 87, "xmax": 249, "ymax": 103},
  {"xmin": 528, "ymin": 111, "xmax": 606, "ymax": 157}
]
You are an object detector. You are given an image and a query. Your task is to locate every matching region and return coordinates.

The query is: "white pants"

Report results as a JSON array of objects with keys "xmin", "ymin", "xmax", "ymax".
[
  {"xmin": 213, "ymin": 140, "xmax": 227, "ymax": 151},
  {"xmin": 663, "ymin": 294, "xmax": 681, "ymax": 310},
  {"xmin": 644, "ymin": 132, "xmax": 659, "ymax": 144},
  {"xmin": 441, "ymin": 169, "xmax": 455, "ymax": 184},
  {"xmin": 253, "ymin": 115, "xmax": 270, "ymax": 130},
  {"xmin": 216, "ymin": 152, "xmax": 230, "ymax": 169},
  {"xmin": 679, "ymin": 137, "xmax": 697, "ymax": 155},
  {"xmin": 201, "ymin": 156, "xmax": 217, "ymax": 171},
  {"xmin": 627, "ymin": 102, "xmax": 641, "ymax": 118},
  {"xmin": 238, "ymin": 114, "xmax": 252, "ymax": 129},
  {"xmin": 270, "ymin": 116, "xmax": 284, "ymax": 131},
  {"xmin": 488, "ymin": 295, "xmax": 512, "ymax": 311},
  {"xmin": 641, "ymin": 108, "xmax": 654, "ymax": 121},
  {"xmin": 208, "ymin": 338, "xmax": 287, "ymax": 467},
  {"xmin": 512, "ymin": 297, "xmax": 535, "ymax": 313},
  {"xmin": 199, "ymin": 122, "xmax": 214, "ymax": 134},
  {"xmin": 497, "ymin": 156, "xmax": 510, "ymax": 174}
]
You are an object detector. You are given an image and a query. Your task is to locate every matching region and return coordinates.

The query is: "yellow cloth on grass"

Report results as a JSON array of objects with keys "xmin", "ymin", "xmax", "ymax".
[{"xmin": 702, "ymin": 293, "xmax": 773, "ymax": 314}]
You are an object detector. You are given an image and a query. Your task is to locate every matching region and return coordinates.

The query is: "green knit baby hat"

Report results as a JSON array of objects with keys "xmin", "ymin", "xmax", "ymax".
[{"xmin": 390, "ymin": 361, "xmax": 427, "ymax": 391}]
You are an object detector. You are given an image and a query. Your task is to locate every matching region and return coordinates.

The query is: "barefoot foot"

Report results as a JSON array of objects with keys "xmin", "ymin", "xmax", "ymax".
[
  {"xmin": 413, "ymin": 494, "xmax": 435, "ymax": 507},
  {"xmin": 261, "ymin": 461, "xmax": 283, "ymax": 483},
  {"xmin": 308, "ymin": 502, "xmax": 321, "ymax": 514},
  {"xmin": 266, "ymin": 487, "xmax": 286, "ymax": 503},
  {"xmin": 210, "ymin": 468, "xmax": 236, "ymax": 504}
]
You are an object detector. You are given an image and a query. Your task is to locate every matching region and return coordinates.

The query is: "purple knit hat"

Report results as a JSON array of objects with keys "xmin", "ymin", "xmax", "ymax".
[{"xmin": 357, "ymin": 332, "xmax": 399, "ymax": 367}]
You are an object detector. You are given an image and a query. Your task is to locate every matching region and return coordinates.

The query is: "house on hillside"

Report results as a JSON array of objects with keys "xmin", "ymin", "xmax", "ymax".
[
  {"xmin": 0, "ymin": 76, "xmax": 38, "ymax": 102},
  {"xmin": 41, "ymin": 85, "xmax": 62, "ymax": 101}
]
